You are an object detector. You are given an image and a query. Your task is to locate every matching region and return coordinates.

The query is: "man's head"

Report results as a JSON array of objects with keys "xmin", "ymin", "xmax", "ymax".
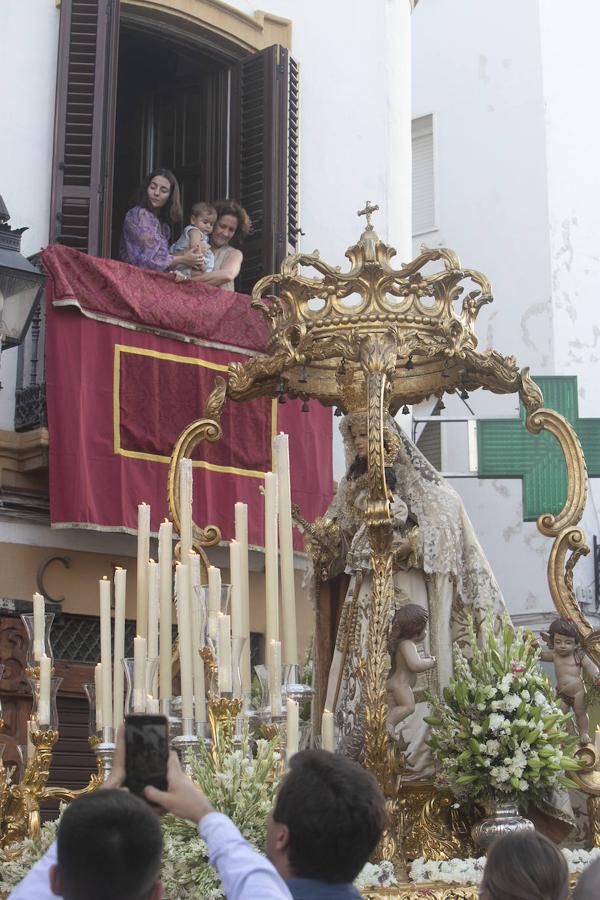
[
  {"xmin": 50, "ymin": 789, "xmax": 163, "ymax": 900},
  {"xmin": 267, "ymin": 750, "xmax": 387, "ymax": 884}
]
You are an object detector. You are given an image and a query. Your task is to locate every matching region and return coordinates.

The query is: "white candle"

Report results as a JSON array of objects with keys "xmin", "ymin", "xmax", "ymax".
[
  {"xmin": 264, "ymin": 472, "xmax": 279, "ymax": 652},
  {"xmin": 33, "ymin": 592, "xmax": 45, "ymax": 661},
  {"xmin": 113, "ymin": 568, "xmax": 126, "ymax": 729},
  {"xmin": 189, "ymin": 552, "xmax": 206, "ymax": 723},
  {"xmin": 136, "ymin": 503, "xmax": 151, "ymax": 640},
  {"xmin": 274, "ymin": 434, "xmax": 298, "ymax": 666},
  {"xmin": 234, "ymin": 502, "xmax": 251, "ymax": 693},
  {"xmin": 158, "ymin": 519, "xmax": 173, "ymax": 702},
  {"xmin": 94, "ymin": 663, "xmax": 103, "ymax": 732},
  {"xmin": 148, "ymin": 560, "xmax": 159, "ymax": 698},
  {"xmin": 27, "ymin": 720, "xmax": 35, "ymax": 761},
  {"xmin": 99, "ymin": 577, "xmax": 113, "ymax": 730},
  {"xmin": 322, "ymin": 709, "xmax": 335, "ymax": 752},
  {"xmin": 207, "ymin": 566, "xmax": 221, "ymax": 641},
  {"xmin": 176, "ymin": 563, "xmax": 194, "ymax": 721},
  {"xmin": 179, "ymin": 458, "xmax": 193, "ymax": 561},
  {"xmin": 133, "ymin": 635, "xmax": 147, "ymax": 713},
  {"xmin": 596, "ymin": 726, "xmax": 600, "ymax": 755},
  {"xmin": 286, "ymin": 698, "xmax": 299, "ymax": 760},
  {"xmin": 38, "ymin": 655, "xmax": 51, "ymax": 726},
  {"xmin": 230, "ymin": 541, "xmax": 244, "ymax": 640},
  {"xmin": 218, "ymin": 613, "xmax": 232, "ymax": 694},
  {"xmin": 269, "ymin": 639, "xmax": 282, "ymax": 717}
]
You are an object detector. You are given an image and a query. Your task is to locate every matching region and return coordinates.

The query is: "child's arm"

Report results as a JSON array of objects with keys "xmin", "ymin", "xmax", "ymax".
[
  {"xmin": 400, "ymin": 641, "xmax": 436, "ymax": 674},
  {"xmin": 538, "ymin": 648, "xmax": 555, "ymax": 662},
  {"xmin": 582, "ymin": 653, "xmax": 600, "ymax": 683},
  {"xmin": 188, "ymin": 228, "xmax": 209, "ymax": 257}
]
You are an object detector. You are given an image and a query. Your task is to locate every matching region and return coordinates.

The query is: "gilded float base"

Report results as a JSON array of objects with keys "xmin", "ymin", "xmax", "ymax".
[
  {"xmin": 362, "ymin": 887, "xmax": 477, "ymax": 900},
  {"xmin": 395, "ymin": 782, "xmax": 475, "ymax": 864}
]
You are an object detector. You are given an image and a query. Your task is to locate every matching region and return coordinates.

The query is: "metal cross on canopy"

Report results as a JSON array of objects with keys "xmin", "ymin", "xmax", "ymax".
[{"xmin": 357, "ymin": 200, "xmax": 379, "ymax": 228}]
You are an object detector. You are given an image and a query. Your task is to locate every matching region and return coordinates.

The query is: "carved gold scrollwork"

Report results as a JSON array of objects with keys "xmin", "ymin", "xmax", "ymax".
[{"xmin": 168, "ymin": 418, "xmax": 223, "ymax": 554}]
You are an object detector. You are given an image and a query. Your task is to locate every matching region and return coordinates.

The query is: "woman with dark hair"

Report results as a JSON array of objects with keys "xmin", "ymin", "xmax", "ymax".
[
  {"xmin": 193, "ymin": 199, "xmax": 252, "ymax": 290},
  {"xmin": 119, "ymin": 169, "xmax": 202, "ymax": 274},
  {"xmin": 478, "ymin": 831, "xmax": 569, "ymax": 900}
]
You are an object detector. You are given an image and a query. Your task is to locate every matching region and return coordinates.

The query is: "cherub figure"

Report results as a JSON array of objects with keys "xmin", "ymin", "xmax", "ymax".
[
  {"xmin": 386, "ymin": 604, "xmax": 436, "ymax": 737},
  {"xmin": 539, "ymin": 618, "xmax": 600, "ymax": 745}
]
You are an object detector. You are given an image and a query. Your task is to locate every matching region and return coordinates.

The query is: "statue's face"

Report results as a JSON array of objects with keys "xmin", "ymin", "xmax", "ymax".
[
  {"xmin": 350, "ymin": 424, "xmax": 368, "ymax": 458},
  {"xmin": 553, "ymin": 633, "xmax": 577, "ymax": 657}
]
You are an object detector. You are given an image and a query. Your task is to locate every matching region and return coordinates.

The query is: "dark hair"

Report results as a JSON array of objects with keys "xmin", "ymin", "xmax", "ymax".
[
  {"xmin": 211, "ymin": 199, "xmax": 252, "ymax": 247},
  {"xmin": 191, "ymin": 201, "xmax": 217, "ymax": 219},
  {"xmin": 136, "ymin": 168, "xmax": 182, "ymax": 225},
  {"xmin": 480, "ymin": 831, "xmax": 569, "ymax": 900},
  {"xmin": 388, "ymin": 604, "xmax": 429, "ymax": 658},
  {"xmin": 573, "ymin": 856, "xmax": 600, "ymax": 899},
  {"xmin": 57, "ymin": 789, "xmax": 163, "ymax": 900},
  {"xmin": 272, "ymin": 750, "xmax": 386, "ymax": 883},
  {"xmin": 548, "ymin": 618, "xmax": 581, "ymax": 646}
]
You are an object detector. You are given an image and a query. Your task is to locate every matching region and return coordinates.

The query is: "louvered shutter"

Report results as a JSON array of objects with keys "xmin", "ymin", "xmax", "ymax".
[
  {"xmin": 412, "ymin": 114, "xmax": 435, "ymax": 235},
  {"xmin": 234, "ymin": 45, "xmax": 299, "ymax": 296},
  {"xmin": 50, "ymin": 0, "xmax": 120, "ymax": 256}
]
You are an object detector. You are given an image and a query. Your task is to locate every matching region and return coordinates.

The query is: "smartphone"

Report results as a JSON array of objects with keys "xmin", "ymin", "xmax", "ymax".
[{"xmin": 124, "ymin": 714, "xmax": 169, "ymax": 797}]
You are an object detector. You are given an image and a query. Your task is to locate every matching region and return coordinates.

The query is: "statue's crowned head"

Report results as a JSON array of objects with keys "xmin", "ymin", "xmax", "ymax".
[{"xmin": 344, "ymin": 411, "xmax": 402, "ymax": 467}]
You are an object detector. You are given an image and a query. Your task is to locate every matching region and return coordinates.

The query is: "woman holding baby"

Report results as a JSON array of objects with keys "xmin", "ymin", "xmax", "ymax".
[{"xmin": 119, "ymin": 168, "xmax": 251, "ymax": 291}]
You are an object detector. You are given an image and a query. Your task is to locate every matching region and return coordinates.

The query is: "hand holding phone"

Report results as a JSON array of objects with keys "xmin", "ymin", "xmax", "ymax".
[{"xmin": 125, "ymin": 714, "xmax": 169, "ymax": 797}]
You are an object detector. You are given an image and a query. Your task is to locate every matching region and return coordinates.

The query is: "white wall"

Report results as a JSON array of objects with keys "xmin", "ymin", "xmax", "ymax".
[{"xmin": 0, "ymin": 0, "xmax": 59, "ymax": 430}]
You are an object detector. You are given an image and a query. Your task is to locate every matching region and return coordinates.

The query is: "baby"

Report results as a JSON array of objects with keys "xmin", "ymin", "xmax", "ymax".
[
  {"xmin": 539, "ymin": 617, "xmax": 600, "ymax": 745},
  {"xmin": 386, "ymin": 604, "xmax": 436, "ymax": 737},
  {"xmin": 170, "ymin": 201, "xmax": 216, "ymax": 281}
]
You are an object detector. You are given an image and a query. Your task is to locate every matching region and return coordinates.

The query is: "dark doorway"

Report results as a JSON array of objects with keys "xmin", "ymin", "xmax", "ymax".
[{"xmin": 111, "ymin": 26, "xmax": 230, "ymax": 257}]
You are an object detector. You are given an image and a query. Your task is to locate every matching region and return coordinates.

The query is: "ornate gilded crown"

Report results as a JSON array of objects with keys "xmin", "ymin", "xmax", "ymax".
[{"xmin": 227, "ymin": 203, "xmax": 521, "ymax": 413}]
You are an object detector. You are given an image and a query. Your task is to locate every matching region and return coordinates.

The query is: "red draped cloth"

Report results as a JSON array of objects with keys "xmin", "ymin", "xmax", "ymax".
[{"xmin": 42, "ymin": 245, "xmax": 333, "ymax": 547}]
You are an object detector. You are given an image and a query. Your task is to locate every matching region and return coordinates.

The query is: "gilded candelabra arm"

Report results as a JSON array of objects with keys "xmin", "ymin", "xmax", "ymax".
[
  {"xmin": 168, "ymin": 418, "xmax": 223, "ymax": 551},
  {"xmin": 0, "ymin": 729, "xmax": 58, "ymax": 849}
]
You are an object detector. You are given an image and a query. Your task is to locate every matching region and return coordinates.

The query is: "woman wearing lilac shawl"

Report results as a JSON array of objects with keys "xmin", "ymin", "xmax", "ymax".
[{"xmin": 120, "ymin": 169, "xmax": 202, "ymax": 274}]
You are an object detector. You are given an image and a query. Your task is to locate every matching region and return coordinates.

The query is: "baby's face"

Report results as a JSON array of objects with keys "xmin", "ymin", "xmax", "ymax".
[
  {"xmin": 192, "ymin": 213, "xmax": 216, "ymax": 236},
  {"xmin": 553, "ymin": 634, "xmax": 577, "ymax": 657}
]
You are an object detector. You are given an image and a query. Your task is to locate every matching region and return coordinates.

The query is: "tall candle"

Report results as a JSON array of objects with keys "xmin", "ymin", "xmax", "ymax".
[
  {"xmin": 113, "ymin": 567, "xmax": 126, "ymax": 729},
  {"xmin": 264, "ymin": 472, "xmax": 279, "ymax": 652},
  {"xmin": 207, "ymin": 566, "xmax": 221, "ymax": 641},
  {"xmin": 234, "ymin": 502, "xmax": 251, "ymax": 693},
  {"xmin": 269, "ymin": 639, "xmax": 282, "ymax": 717},
  {"xmin": 99, "ymin": 577, "xmax": 113, "ymax": 730},
  {"xmin": 229, "ymin": 540, "xmax": 244, "ymax": 699},
  {"xmin": 189, "ymin": 552, "xmax": 206, "ymax": 723},
  {"xmin": 133, "ymin": 635, "xmax": 147, "ymax": 714},
  {"xmin": 179, "ymin": 458, "xmax": 193, "ymax": 561},
  {"xmin": 136, "ymin": 503, "xmax": 150, "ymax": 640},
  {"xmin": 218, "ymin": 613, "xmax": 232, "ymax": 694},
  {"xmin": 322, "ymin": 709, "xmax": 335, "ymax": 752},
  {"xmin": 176, "ymin": 563, "xmax": 194, "ymax": 721},
  {"xmin": 148, "ymin": 560, "xmax": 159, "ymax": 699},
  {"xmin": 286, "ymin": 698, "xmax": 299, "ymax": 760},
  {"xmin": 38, "ymin": 655, "xmax": 51, "ymax": 726},
  {"xmin": 94, "ymin": 663, "xmax": 103, "ymax": 732},
  {"xmin": 33, "ymin": 592, "xmax": 45, "ymax": 661},
  {"xmin": 158, "ymin": 519, "xmax": 173, "ymax": 702},
  {"xmin": 274, "ymin": 433, "xmax": 298, "ymax": 666},
  {"xmin": 27, "ymin": 720, "xmax": 35, "ymax": 761}
]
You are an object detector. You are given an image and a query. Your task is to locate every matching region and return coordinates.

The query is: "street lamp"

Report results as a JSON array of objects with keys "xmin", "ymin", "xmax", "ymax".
[{"xmin": 0, "ymin": 195, "xmax": 46, "ymax": 350}]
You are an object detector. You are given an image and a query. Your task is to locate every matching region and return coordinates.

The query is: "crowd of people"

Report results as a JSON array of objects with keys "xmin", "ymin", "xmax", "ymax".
[
  {"xmin": 7, "ymin": 725, "xmax": 600, "ymax": 899},
  {"xmin": 119, "ymin": 168, "xmax": 252, "ymax": 291}
]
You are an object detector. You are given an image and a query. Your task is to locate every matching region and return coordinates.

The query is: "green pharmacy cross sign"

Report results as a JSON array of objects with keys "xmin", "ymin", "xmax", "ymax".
[{"xmin": 477, "ymin": 376, "xmax": 600, "ymax": 521}]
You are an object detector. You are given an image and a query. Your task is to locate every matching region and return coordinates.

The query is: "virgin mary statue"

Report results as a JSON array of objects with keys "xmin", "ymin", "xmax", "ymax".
[{"xmin": 309, "ymin": 410, "xmax": 506, "ymax": 780}]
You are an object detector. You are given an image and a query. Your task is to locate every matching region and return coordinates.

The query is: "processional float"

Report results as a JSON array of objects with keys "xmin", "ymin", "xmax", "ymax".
[
  {"xmin": 169, "ymin": 203, "xmax": 600, "ymax": 881},
  {"xmin": 2, "ymin": 205, "xmax": 600, "ymax": 897}
]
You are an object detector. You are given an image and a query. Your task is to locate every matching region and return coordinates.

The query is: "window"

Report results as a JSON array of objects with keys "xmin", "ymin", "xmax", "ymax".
[
  {"xmin": 412, "ymin": 114, "xmax": 435, "ymax": 235},
  {"xmin": 49, "ymin": 0, "xmax": 299, "ymax": 294}
]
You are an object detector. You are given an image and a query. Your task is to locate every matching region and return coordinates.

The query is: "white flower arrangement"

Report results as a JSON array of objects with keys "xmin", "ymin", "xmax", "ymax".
[
  {"xmin": 409, "ymin": 847, "xmax": 600, "ymax": 885},
  {"xmin": 425, "ymin": 614, "xmax": 580, "ymax": 806},
  {"xmin": 354, "ymin": 860, "xmax": 398, "ymax": 890}
]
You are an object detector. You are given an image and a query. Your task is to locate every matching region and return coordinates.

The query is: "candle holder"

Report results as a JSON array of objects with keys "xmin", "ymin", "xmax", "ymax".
[
  {"xmin": 172, "ymin": 726, "xmax": 199, "ymax": 774},
  {"xmin": 123, "ymin": 657, "xmax": 159, "ymax": 715},
  {"xmin": 207, "ymin": 696, "xmax": 243, "ymax": 764},
  {"xmin": 198, "ymin": 584, "xmax": 232, "ymax": 644},
  {"xmin": 94, "ymin": 735, "xmax": 116, "ymax": 783},
  {"xmin": 283, "ymin": 664, "xmax": 315, "ymax": 707},
  {"xmin": 83, "ymin": 682, "xmax": 101, "ymax": 738},
  {"xmin": 27, "ymin": 675, "xmax": 62, "ymax": 732},
  {"xmin": 231, "ymin": 636, "xmax": 247, "ymax": 700},
  {"xmin": 200, "ymin": 643, "xmax": 218, "ymax": 696},
  {"xmin": 21, "ymin": 613, "xmax": 55, "ymax": 670}
]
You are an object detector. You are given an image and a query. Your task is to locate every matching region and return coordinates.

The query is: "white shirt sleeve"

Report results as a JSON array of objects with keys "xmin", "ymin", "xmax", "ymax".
[
  {"xmin": 199, "ymin": 812, "xmax": 292, "ymax": 900},
  {"xmin": 7, "ymin": 841, "xmax": 58, "ymax": 900}
]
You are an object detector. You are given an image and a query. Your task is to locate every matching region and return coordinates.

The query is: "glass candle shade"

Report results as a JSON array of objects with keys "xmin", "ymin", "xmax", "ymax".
[
  {"xmin": 28, "ymin": 674, "xmax": 62, "ymax": 732},
  {"xmin": 21, "ymin": 613, "xmax": 55, "ymax": 670},
  {"xmin": 83, "ymin": 682, "xmax": 100, "ymax": 736},
  {"xmin": 123, "ymin": 657, "xmax": 159, "ymax": 716}
]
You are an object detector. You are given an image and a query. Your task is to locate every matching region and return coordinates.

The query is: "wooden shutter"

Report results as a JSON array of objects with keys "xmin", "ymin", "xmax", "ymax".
[
  {"xmin": 412, "ymin": 114, "xmax": 435, "ymax": 235},
  {"xmin": 50, "ymin": 0, "xmax": 120, "ymax": 256},
  {"xmin": 233, "ymin": 45, "xmax": 299, "ymax": 295}
]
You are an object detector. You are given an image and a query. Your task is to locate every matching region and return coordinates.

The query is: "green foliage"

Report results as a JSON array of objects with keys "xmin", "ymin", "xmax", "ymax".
[{"xmin": 426, "ymin": 613, "xmax": 580, "ymax": 806}]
